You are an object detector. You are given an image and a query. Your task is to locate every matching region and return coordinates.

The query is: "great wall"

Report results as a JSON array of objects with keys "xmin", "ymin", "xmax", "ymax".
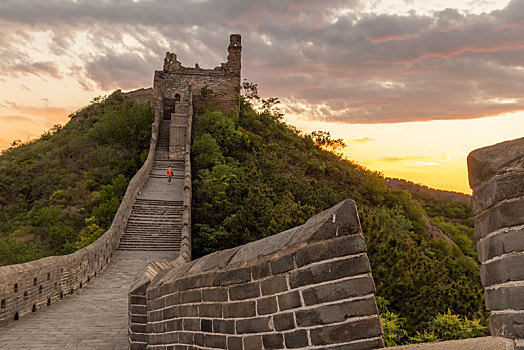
[{"xmin": 0, "ymin": 34, "xmax": 522, "ymax": 350}]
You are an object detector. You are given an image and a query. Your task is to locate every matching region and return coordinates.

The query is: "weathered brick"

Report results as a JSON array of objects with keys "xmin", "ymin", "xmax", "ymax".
[
  {"xmin": 261, "ymin": 275, "xmax": 288, "ymax": 296},
  {"xmin": 490, "ymin": 311, "xmax": 524, "ymax": 338},
  {"xmin": 165, "ymin": 319, "xmax": 182, "ymax": 332},
  {"xmin": 475, "ymin": 198, "xmax": 524, "ymax": 239},
  {"xmin": 227, "ymin": 336, "xmax": 243, "ymax": 349},
  {"xmin": 163, "ymin": 306, "xmax": 178, "ymax": 320},
  {"xmin": 243, "ymin": 335, "xmax": 263, "ymax": 349},
  {"xmin": 310, "ymin": 317, "xmax": 382, "ymax": 345},
  {"xmin": 220, "ymin": 268, "xmax": 251, "ymax": 286},
  {"xmin": 179, "ymin": 331, "xmax": 194, "ymax": 344},
  {"xmin": 213, "ymin": 319, "xmax": 235, "ymax": 334},
  {"xmin": 202, "ymin": 288, "xmax": 228, "ymax": 302},
  {"xmin": 481, "ymin": 254, "xmax": 524, "ymax": 287},
  {"xmin": 278, "ymin": 291, "xmax": 301, "ymax": 311},
  {"xmin": 195, "ymin": 273, "xmax": 220, "ymax": 288},
  {"xmin": 302, "ymin": 276, "xmax": 375, "ymax": 306},
  {"xmin": 166, "ymin": 292, "xmax": 181, "ymax": 306},
  {"xmin": 472, "ymin": 171, "xmax": 524, "ymax": 214},
  {"xmin": 262, "ymin": 334, "xmax": 284, "ymax": 349},
  {"xmin": 205, "ymin": 334, "xmax": 227, "ymax": 349},
  {"xmin": 162, "ymin": 332, "xmax": 179, "ymax": 344},
  {"xmin": 194, "ymin": 332, "xmax": 205, "ymax": 346},
  {"xmin": 273, "ymin": 312, "xmax": 295, "ymax": 331},
  {"xmin": 289, "ymin": 255, "xmax": 371, "ymax": 289},
  {"xmin": 177, "ymin": 276, "xmax": 198, "ymax": 291},
  {"xmin": 485, "ymin": 285, "xmax": 524, "ymax": 310},
  {"xmin": 251, "ymin": 262, "xmax": 271, "ymax": 280},
  {"xmin": 271, "ymin": 255, "xmax": 294, "ymax": 274},
  {"xmin": 236, "ymin": 316, "xmax": 272, "ymax": 334},
  {"xmin": 198, "ymin": 303, "xmax": 222, "ymax": 317},
  {"xmin": 296, "ymin": 298, "xmax": 378, "ymax": 327},
  {"xmin": 229, "ymin": 282, "xmax": 260, "ymax": 300},
  {"xmin": 223, "ymin": 301, "xmax": 256, "ymax": 318},
  {"xmin": 201, "ymin": 319, "xmax": 212, "ymax": 332},
  {"xmin": 149, "ymin": 310, "xmax": 163, "ymax": 322},
  {"xmin": 477, "ymin": 228, "xmax": 524, "ymax": 262},
  {"xmin": 295, "ymin": 235, "xmax": 367, "ymax": 267},
  {"xmin": 257, "ymin": 296, "xmax": 278, "ymax": 315},
  {"xmin": 178, "ymin": 304, "xmax": 198, "ymax": 317},
  {"xmin": 130, "ymin": 295, "xmax": 147, "ymax": 305},
  {"xmin": 183, "ymin": 318, "xmax": 200, "ymax": 331},
  {"xmin": 284, "ymin": 330, "xmax": 309, "ymax": 348},
  {"xmin": 180, "ymin": 289, "xmax": 201, "ymax": 303}
]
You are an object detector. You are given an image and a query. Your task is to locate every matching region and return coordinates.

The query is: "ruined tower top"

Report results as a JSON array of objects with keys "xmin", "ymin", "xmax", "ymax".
[{"xmin": 225, "ymin": 34, "xmax": 241, "ymax": 71}]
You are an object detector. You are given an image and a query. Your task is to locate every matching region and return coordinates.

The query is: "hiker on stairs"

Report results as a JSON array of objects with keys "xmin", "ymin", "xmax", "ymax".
[{"xmin": 166, "ymin": 166, "xmax": 173, "ymax": 185}]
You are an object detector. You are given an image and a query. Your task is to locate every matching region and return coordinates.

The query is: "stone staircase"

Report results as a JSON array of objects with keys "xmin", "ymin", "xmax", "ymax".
[{"xmin": 118, "ymin": 119, "xmax": 184, "ymax": 252}]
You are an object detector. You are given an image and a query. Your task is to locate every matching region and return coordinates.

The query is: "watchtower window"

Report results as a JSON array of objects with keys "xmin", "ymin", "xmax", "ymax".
[
  {"xmin": 1, "ymin": 299, "xmax": 6, "ymax": 309},
  {"xmin": 175, "ymin": 94, "xmax": 181, "ymax": 102}
]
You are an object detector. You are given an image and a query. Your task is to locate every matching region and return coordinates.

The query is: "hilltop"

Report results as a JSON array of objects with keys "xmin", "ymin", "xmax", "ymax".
[{"xmin": 0, "ymin": 92, "xmax": 151, "ymax": 265}]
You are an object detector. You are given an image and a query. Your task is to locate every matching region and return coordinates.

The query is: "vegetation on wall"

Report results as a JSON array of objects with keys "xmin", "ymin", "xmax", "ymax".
[
  {"xmin": 191, "ymin": 84, "xmax": 488, "ymax": 343},
  {"xmin": 0, "ymin": 92, "xmax": 151, "ymax": 265}
]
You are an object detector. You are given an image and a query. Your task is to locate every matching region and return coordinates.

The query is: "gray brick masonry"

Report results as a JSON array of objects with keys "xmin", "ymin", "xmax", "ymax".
[{"xmin": 468, "ymin": 136, "xmax": 524, "ymax": 349}]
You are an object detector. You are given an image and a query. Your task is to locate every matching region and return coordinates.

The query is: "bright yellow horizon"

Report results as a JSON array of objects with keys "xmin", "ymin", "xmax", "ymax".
[{"xmin": 288, "ymin": 111, "xmax": 524, "ymax": 195}]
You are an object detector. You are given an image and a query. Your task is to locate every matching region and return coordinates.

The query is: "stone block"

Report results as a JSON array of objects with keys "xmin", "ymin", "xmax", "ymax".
[
  {"xmin": 183, "ymin": 318, "xmax": 200, "ymax": 331},
  {"xmin": 284, "ymin": 330, "xmax": 309, "ymax": 348},
  {"xmin": 302, "ymin": 275, "xmax": 376, "ymax": 306},
  {"xmin": 475, "ymin": 198, "xmax": 524, "ymax": 240},
  {"xmin": 296, "ymin": 298, "xmax": 378, "ymax": 327},
  {"xmin": 227, "ymin": 336, "xmax": 243, "ymax": 349},
  {"xmin": 198, "ymin": 303, "xmax": 222, "ymax": 318},
  {"xmin": 262, "ymin": 333, "xmax": 284, "ymax": 349},
  {"xmin": 180, "ymin": 289, "xmax": 201, "ymax": 303},
  {"xmin": 223, "ymin": 301, "xmax": 256, "ymax": 318},
  {"xmin": 243, "ymin": 335, "xmax": 263, "ymax": 349},
  {"xmin": 485, "ymin": 285, "xmax": 524, "ymax": 310},
  {"xmin": 271, "ymin": 255, "xmax": 294, "ymax": 274},
  {"xmin": 481, "ymin": 254, "xmax": 524, "ymax": 287},
  {"xmin": 490, "ymin": 311, "xmax": 524, "ymax": 338},
  {"xmin": 202, "ymin": 288, "xmax": 228, "ymax": 302},
  {"xmin": 273, "ymin": 312, "xmax": 295, "ymax": 331},
  {"xmin": 179, "ymin": 331, "xmax": 194, "ymax": 344},
  {"xmin": 295, "ymin": 234, "xmax": 367, "ymax": 268},
  {"xmin": 261, "ymin": 275, "xmax": 288, "ymax": 296},
  {"xmin": 310, "ymin": 317, "xmax": 382, "ymax": 345},
  {"xmin": 194, "ymin": 332, "xmax": 205, "ymax": 346},
  {"xmin": 205, "ymin": 334, "xmax": 227, "ymax": 349},
  {"xmin": 213, "ymin": 319, "xmax": 235, "ymax": 334},
  {"xmin": 177, "ymin": 304, "xmax": 198, "ymax": 317},
  {"xmin": 201, "ymin": 319, "xmax": 212, "ymax": 332},
  {"xmin": 220, "ymin": 268, "xmax": 251, "ymax": 286},
  {"xmin": 477, "ymin": 227, "xmax": 524, "ymax": 262},
  {"xmin": 278, "ymin": 291, "xmax": 302, "ymax": 311},
  {"xmin": 229, "ymin": 282, "xmax": 260, "ymax": 300},
  {"xmin": 257, "ymin": 296, "xmax": 278, "ymax": 315},
  {"xmin": 289, "ymin": 255, "xmax": 371, "ymax": 289},
  {"xmin": 251, "ymin": 262, "xmax": 271, "ymax": 280},
  {"xmin": 467, "ymin": 136, "xmax": 524, "ymax": 190},
  {"xmin": 472, "ymin": 172, "xmax": 524, "ymax": 214},
  {"xmin": 236, "ymin": 316, "xmax": 272, "ymax": 334}
]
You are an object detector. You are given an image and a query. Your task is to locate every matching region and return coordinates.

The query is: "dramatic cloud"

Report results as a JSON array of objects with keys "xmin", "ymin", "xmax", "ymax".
[
  {"xmin": 0, "ymin": 0, "xmax": 522, "ymax": 123},
  {"xmin": 0, "ymin": 115, "xmax": 34, "ymax": 123},
  {"xmin": 350, "ymin": 137, "xmax": 375, "ymax": 143}
]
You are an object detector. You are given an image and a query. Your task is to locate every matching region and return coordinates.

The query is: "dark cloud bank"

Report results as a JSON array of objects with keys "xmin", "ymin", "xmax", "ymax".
[{"xmin": 0, "ymin": 0, "xmax": 522, "ymax": 123}]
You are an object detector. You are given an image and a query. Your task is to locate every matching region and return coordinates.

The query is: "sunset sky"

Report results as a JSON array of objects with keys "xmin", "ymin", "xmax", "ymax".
[{"xmin": 0, "ymin": 0, "xmax": 523, "ymax": 194}]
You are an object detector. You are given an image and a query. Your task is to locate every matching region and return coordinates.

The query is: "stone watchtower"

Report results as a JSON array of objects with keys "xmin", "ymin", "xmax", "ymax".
[{"xmin": 152, "ymin": 34, "xmax": 242, "ymax": 122}]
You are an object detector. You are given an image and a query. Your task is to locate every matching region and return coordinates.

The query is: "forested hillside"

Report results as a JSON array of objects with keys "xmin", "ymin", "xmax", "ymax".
[
  {"xmin": 191, "ymin": 87, "xmax": 488, "ymax": 345},
  {"xmin": 0, "ymin": 92, "xmax": 151, "ymax": 265}
]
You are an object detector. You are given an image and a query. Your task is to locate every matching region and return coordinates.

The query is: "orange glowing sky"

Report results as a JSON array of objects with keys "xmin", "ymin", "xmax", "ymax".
[{"xmin": 1, "ymin": 0, "xmax": 523, "ymax": 194}]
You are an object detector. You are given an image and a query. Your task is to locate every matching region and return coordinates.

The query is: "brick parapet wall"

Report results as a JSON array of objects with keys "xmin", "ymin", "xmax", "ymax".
[
  {"xmin": 129, "ymin": 91, "xmax": 193, "ymax": 350},
  {"xmin": 142, "ymin": 199, "xmax": 384, "ymax": 349},
  {"xmin": 0, "ymin": 100, "xmax": 160, "ymax": 328},
  {"xmin": 468, "ymin": 136, "xmax": 524, "ymax": 350}
]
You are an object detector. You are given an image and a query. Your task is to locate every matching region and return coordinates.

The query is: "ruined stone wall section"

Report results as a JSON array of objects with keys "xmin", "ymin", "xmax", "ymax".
[
  {"xmin": 468, "ymin": 136, "xmax": 524, "ymax": 350},
  {"xmin": 0, "ymin": 102, "xmax": 162, "ymax": 328},
  {"xmin": 143, "ymin": 200, "xmax": 384, "ymax": 349}
]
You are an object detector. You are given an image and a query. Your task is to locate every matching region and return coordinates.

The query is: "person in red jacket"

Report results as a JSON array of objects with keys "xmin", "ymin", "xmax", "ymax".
[{"xmin": 166, "ymin": 166, "xmax": 173, "ymax": 184}]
